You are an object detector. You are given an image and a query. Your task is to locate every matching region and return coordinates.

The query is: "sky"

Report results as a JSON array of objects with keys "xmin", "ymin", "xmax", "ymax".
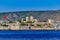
[{"xmin": 0, "ymin": 0, "xmax": 60, "ymax": 12}]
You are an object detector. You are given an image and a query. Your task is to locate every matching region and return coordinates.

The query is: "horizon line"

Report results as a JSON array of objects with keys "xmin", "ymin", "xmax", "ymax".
[{"xmin": 0, "ymin": 9, "xmax": 60, "ymax": 13}]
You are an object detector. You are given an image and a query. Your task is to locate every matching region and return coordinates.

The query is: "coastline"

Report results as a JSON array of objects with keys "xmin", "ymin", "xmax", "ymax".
[{"xmin": 0, "ymin": 28, "xmax": 60, "ymax": 30}]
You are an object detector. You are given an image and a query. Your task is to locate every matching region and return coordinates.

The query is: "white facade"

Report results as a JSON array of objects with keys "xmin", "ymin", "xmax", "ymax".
[
  {"xmin": 26, "ymin": 17, "xmax": 29, "ymax": 21},
  {"xmin": 34, "ymin": 19, "xmax": 38, "ymax": 23},
  {"xmin": 30, "ymin": 16, "xmax": 33, "ymax": 20},
  {"xmin": 48, "ymin": 19, "xmax": 54, "ymax": 24}
]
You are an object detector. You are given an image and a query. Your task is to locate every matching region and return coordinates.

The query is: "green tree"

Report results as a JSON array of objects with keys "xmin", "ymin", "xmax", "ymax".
[
  {"xmin": 1, "ymin": 24, "xmax": 8, "ymax": 27},
  {"xmin": 9, "ymin": 21, "xmax": 14, "ymax": 23},
  {"xmin": 21, "ymin": 23, "xmax": 28, "ymax": 26},
  {"xmin": 30, "ymin": 24, "xmax": 34, "ymax": 26},
  {"xmin": 26, "ymin": 21, "xmax": 34, "ymax": 23},
  {"xmin": 37, "ymin": 24, "xmax": 43, "ymax": 28}
]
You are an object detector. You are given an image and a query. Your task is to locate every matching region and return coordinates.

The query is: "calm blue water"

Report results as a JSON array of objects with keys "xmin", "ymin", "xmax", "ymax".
[{"xmin": 0, "ymin": 30, "xmax": 60, "ymax": 40}]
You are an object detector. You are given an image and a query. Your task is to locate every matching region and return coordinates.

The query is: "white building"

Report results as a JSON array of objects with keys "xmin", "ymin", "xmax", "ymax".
[
  {"xmin": 30, "ymin": 16, "xmax": 33, "ymax": 20},
  {"xmin": 34, "ymin": 19, "xmax": 38, "ymax": 23},
  {"xmin": 26, "ymin": 17, "xmax": 29, "ymax": 21},
  {"xmin": 48, "ymin": 19, "xmax": 54, "ymax": 24}
]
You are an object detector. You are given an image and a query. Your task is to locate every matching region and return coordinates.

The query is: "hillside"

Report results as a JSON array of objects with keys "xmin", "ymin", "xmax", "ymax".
[{"xmin": 0, "ymin": 10, "xmax": 60, "ymax": 21}]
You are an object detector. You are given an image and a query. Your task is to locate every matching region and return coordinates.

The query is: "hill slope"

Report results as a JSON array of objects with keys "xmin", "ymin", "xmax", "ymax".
[{"xmin": 0, "ymin": 10, "xmax": 60, "ymax": 21}]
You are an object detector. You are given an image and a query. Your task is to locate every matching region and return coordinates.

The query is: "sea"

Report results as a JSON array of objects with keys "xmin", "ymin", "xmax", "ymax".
[{"xmin": 0, "ymin": 30, "xmax": 60, "ymax": 40}]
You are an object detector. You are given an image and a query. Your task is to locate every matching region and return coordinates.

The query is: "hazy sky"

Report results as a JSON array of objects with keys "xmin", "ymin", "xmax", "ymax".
[{"xmin": 0, "ymin": 0, "xmax": 60, "ymax": 12}]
